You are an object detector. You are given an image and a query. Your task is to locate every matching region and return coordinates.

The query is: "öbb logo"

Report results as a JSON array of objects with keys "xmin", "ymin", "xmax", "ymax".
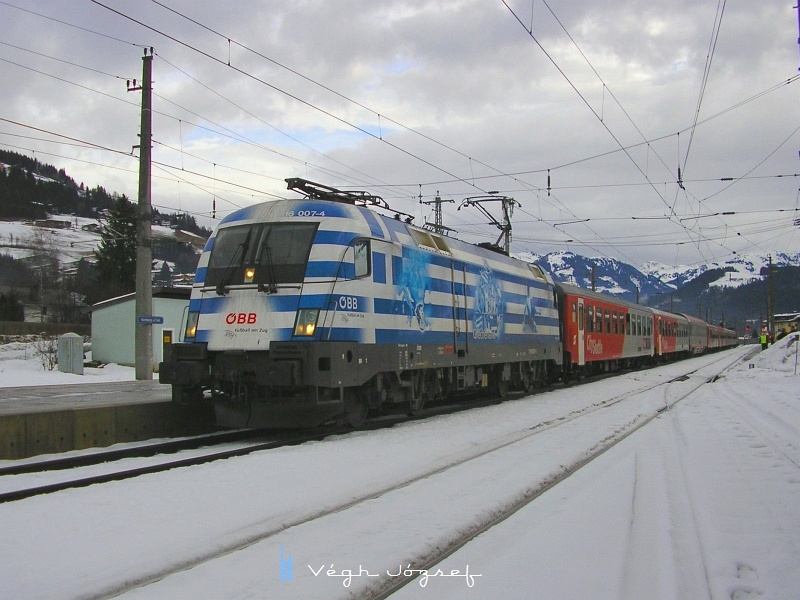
[{"xmin": 225, "ymin": 312, "xmax": 257, "ymax": 325}]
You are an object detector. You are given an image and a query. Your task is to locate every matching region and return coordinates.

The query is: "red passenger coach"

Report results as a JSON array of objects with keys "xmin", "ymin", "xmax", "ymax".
[
  {"xmin": 682, "ymin": 314, "xmax": 711, "ymax": 354},
  {"xmin": 708, "ymin": 323, "xmax": 738, "ymax": 350},
  {"xmin": 555, "ymin": 282, "xmax": 654, "ymax": 380},
  {"xmin": 652, "ymin": 308, "xmax": 690, "ymax": 360}
]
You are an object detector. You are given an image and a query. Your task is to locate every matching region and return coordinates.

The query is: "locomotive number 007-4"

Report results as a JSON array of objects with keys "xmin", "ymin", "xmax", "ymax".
[{"xmin": 285, "ymin": 210, "xmax": 326, "ymax": 217}]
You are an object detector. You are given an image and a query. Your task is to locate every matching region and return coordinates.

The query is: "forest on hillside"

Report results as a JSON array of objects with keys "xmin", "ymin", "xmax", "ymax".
[{"xmin": 0, "ymin": 150, "xmax": 210, "ymax": 323}]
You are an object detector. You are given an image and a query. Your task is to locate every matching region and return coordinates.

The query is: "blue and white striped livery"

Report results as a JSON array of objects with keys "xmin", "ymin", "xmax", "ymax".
[{"xmin": 160, "ymin": 181, "xmax": 562, "ymax": 428}]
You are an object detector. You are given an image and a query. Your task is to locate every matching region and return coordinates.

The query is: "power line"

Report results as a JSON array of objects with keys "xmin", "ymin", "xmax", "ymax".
[
  {"xmin": 683, "ymin": 0, "xmax": 727, "ymax": 175},
  {"xmin": 0, "ymin": 0, "xmax": 147, "ymax": 47},
  {"xmin": 500, "ymin": 0, "xmax": 767, "ymax": 262},
  {"xmin": 89, "ymin": 0, "xmax": 489, "ymax": 194},
  {"xmin": 139, "ymin": 0, "xmax": 646, "ymax": 259},
  {"xmin": 0, "ymin": 41, "xmax": 133, "ymax": 80},
  {"xmin": 144, "ymin": 0, "xmax": 534, "ymax": 191},
  {"xmin": 0, "ymin": 117, "xmax": 133, "ymax": 157},
  {"xmin": 156, "ymin": 56, "xmax": 369, "ymax": 179}
]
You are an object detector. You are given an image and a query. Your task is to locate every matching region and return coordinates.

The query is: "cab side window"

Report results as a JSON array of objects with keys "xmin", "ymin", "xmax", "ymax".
[{"xmin": 354, "ymin": 239, "xmax": 370, "ymax": 278}]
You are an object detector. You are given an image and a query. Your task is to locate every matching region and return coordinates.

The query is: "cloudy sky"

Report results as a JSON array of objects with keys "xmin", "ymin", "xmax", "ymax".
[{"xmin": 1, "ymin": 0, "xmax": 798, "ymax": 267}]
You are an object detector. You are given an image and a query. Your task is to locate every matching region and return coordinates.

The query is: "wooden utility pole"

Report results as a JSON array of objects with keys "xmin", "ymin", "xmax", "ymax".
[{"xmin": 130, "ymin": 49, "xmax": 154, "ymax": 380}]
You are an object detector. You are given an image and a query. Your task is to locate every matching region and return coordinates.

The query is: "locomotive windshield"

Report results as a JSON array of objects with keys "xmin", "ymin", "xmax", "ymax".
[{"xmin": 205, "ymin": 222, "xmax": 318, "ymax": 289}]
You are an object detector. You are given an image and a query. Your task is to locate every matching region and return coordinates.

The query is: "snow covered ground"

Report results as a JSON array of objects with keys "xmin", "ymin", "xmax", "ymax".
[
  {"xmin": 0, "ymin": 337, "xmax": 139, "ymax": 387},
  {"xmin": 0, "ymin": 337, "xmax": 798, "ymax": 600}
]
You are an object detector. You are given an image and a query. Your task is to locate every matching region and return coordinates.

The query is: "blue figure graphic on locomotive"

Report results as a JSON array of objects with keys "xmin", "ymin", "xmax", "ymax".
[
  {"xmin": 160, "ymin": 179, "xmax": 562, "ymax": 427},
  {"xmin": 159, "ymin": 178, "xmax": 737, "ymax": 428}
]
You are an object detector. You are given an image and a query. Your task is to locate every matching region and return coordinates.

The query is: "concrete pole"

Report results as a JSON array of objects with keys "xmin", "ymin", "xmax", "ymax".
[{"xmin": 135, "ymin": 49, "xmax": 154, "ymax": 380}]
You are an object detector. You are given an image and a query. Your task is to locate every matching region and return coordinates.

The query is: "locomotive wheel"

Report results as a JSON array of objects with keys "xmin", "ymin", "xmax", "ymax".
[
  {"xmin": 343, "ymin": 391, "xmax": 368, "ymax": 428},
  {"xmin": 492, "ymin": 366, "xmax": 510, "ymax": 399},
  {"xmin": 495, "ymin": 379, "xmax": 510, "ymax": 399},
  {"xmin": 521, "ymin": 370, "xmax": 536, "ymax": 394},
  {"xmin": 408, "ymin": 370, "xmax": 436, "ymax": 416}
]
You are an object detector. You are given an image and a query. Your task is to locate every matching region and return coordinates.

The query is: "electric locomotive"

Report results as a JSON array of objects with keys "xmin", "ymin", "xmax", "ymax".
[{"xmin": 160, "ymin": 179, "xmax": 562, "ymax": 428}]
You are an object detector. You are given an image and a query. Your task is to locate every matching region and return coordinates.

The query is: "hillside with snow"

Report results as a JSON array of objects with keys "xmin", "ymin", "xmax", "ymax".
[
  {"xmin": 0, "ymin": 217, "xmax": 199, "ymax": 277},
  {"xmin": 640, "ymin": 252, "xmax": 800, "ymax": 290},
  {"xmin": 515, "ymin": 250, "xmax": 800, "ymax": 301}
]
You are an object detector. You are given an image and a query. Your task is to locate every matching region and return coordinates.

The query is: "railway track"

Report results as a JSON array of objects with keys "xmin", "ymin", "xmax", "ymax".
[
  {"xmin": 73, "ymin": 348, "xmax": 752, "ymax": 600},
  {"xmin": 0, "ymin": 348, "xmax": 750, "ymax": 509},
  {"xmin": 0, "ymin": 429, "xmax": 268, "ymax": 477},
  {"xmin": 365, "ymin": 348, "xmax": 752, "ymax": 598},
  {"xmin": 0, "ymin": 392, "xmax": 520, "ymax": 504},
  {"xmin": 0, "ymin": 430, "xmax": 327, "ymax": 503}
]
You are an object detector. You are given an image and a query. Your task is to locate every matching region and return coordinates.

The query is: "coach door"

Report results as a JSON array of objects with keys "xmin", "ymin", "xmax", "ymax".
[
  {"xmin": 451, "ymin": 261, "xmax": 468, "ymax": 357},
  {"xmin": 577, "ymin": 298, "xmax": 585, "ymax": 366}
]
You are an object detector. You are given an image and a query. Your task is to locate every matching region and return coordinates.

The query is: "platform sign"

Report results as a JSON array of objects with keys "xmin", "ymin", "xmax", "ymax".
[{"xmin": 136, "ymin": 315, "xmax": 164, "ymax": 325}]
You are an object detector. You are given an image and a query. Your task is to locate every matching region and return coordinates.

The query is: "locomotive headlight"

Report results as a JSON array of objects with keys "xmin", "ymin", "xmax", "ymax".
[
  {"xmin": 244, "ymin": 267, "xmax": 256, "ymax": 283},
  {"xmin": 185, "ymin": 311, "xmax": 200, "ymax": 340},
  {"xmin": 294, "ymin": 309, "xmax": 319, "ymax": 337}
]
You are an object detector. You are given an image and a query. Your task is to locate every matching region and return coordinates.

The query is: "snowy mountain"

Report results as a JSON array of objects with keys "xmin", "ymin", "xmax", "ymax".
[
  {"xmin": 640, "ymin": 252, "xmax": 800, "ymax": 291},
  {"xmin": 515, "ymin": 250, "xmax": 800, "ymax": 303},
  {"xmin": 515, "ymin": 251, "xmax": 674, "ymax": 302}
]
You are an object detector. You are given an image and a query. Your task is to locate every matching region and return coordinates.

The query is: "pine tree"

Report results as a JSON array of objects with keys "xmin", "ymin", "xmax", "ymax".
[
  {"xmin": 0, "ymin": 290, "xmax": 24, "ymax": 321},
  {"xmin": 94, "ymin": 195, "xmax": 137, "ymax": 294},
  {"xmin": 155, "ymin": 260, "xmax": 172, "ymax": 286}
]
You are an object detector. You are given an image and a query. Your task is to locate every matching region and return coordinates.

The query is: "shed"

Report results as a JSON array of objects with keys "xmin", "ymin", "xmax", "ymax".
[
  {"xmin": 774, "ymin": 312, "xmax": 800, "ymax": 335},
  {"xmin": 87, "ymin": 287, "xmax": 190, "ymax": 368}
]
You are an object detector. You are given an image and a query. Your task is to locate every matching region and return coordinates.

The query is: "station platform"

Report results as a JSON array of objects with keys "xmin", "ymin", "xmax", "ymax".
[{"xmin": 0, "ymin": 381, "xmax": 213, "ymax": 460}]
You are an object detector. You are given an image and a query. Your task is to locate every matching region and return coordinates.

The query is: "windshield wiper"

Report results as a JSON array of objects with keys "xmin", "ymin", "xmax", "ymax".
[
  {"xmin": 215, "ymin": 231, "xmax": 252, "ymax": 296},
  {"xmin": 258, "ymin": 243, "xmax": 278, "ymax": 294}
]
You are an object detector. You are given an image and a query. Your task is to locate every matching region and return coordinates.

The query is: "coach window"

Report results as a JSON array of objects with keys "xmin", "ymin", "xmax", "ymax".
[
  {"xmin": 571, "ymin": 302, "xmax": 577, "ymax": 324},
  {"xmin": 605, "ymin": 310, "xmax": 611, "ymax": 334},
  {"xmin": 612, "ymin": 311, "xmax": 618, "ymax": 334},
  {"xmin": 587, "ymin": 306, "xmax": 594, "ymax": 333},
  {"xmin": 625, "ymin": 313, "xmax": 630, "ymax": 335},
  {"xmin": 354, "ymin": 239, "xmax": 371, "ymax": 278},
  {"xmin": 578, "ymin": 303, "xmax": 584, "ymax": 331}
]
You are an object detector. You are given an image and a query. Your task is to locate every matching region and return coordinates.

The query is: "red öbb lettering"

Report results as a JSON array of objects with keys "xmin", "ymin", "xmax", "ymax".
[{"xmin": 225, "ymin": 312, "xmax": 257, "ymax": 325}]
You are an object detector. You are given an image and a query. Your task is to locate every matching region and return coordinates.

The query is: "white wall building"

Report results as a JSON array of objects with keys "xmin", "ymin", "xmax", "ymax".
[{"xmin": 88, "ymin": 287, "xmax": 190, "ymax": 368}]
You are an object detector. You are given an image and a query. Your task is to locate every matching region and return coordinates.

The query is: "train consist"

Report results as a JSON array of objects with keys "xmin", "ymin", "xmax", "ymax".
[{"xmin": 159, "ymin": 179, "xmax": 738, "ymax": 428}]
